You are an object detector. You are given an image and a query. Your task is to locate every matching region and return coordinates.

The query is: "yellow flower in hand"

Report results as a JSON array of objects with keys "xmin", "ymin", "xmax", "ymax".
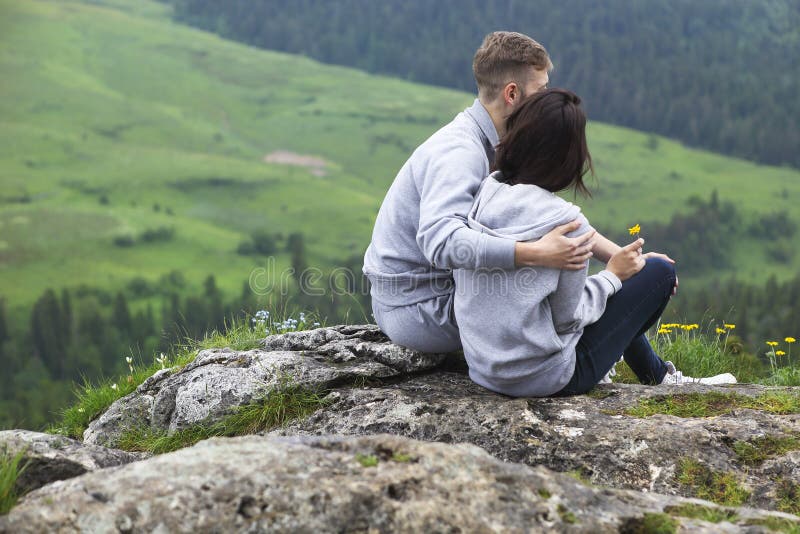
[{"xmin": 628, "ymin": 223, "xmax": 641, "ymax": 236}]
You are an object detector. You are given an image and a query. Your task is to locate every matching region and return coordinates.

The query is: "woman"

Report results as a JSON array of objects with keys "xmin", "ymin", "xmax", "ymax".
[{"xmin": 453, "ymin": 88, "xmax": 736, "ymax": 397}]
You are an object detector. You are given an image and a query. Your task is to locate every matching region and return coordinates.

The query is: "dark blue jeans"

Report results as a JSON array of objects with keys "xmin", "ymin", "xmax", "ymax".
[{"xmin": 555, "ymin": 258, "xmax": 676, "ymax": 396}]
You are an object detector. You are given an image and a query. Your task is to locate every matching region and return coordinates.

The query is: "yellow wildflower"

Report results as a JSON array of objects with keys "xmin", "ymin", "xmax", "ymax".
[
  {"xmin": 776, "ymin": 351, "xmax": 786, "ymax": 356},
  {"xmin": 786, "ymin": 337, "xmax": 796, "ymax": 344},
  {"xmin": 766, "ymin": 341, "xmax": 779, "ymax": 347},
  {"xmin": 715, "ymin": 328, "xmax": 726, "ymax": 335},
  {"xmin": 724, "ymin": 324, "xmax": 736, "ymax": 330},
  {"xmin": 688, "ymin": 324, "xmax": 699, "ymax": 330},
  {"xmin": 658, "ymin": 328, "xmax": 673, "ymax": 335},
  {"xmin": 628, "ymin": 223, "xmax": 641, "ymax": 236}
]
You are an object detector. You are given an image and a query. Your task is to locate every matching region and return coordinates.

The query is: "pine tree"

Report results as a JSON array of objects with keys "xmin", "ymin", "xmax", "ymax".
[
  {"xmin": 287, "ymin": 232, "xmax": 310, "ymax": 290},
  {"xmin": 111, "ymin": 292, "xmax": 132, "ymax": 338},
  {"xmin": 204, "ymin": 275, "xmax": 224, "ymax": 331},
  {"xmin": 30, "ymin": 288, "xmax": 67, "ymax": 379},
  {"xmin": 0, "ymin": 297, "xmax": 8, "ymax": 346},
  {"xmin": 60, "ymin": 289, "xmax": 72, "ymax": 346}
]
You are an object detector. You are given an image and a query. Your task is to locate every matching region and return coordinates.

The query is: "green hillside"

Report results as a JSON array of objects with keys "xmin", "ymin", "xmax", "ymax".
[{"xmin": 2, "ymin": 0, "xmax": 800, "ymax": 314}]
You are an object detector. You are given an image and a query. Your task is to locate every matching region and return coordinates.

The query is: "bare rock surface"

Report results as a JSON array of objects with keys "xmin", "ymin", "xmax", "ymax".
[
  {"xmin": 3, "ymin": 434, "xmax": 795, "ymax": 533},
  {"xmin": 0, "ymin": 430, "xmax": 144, "ymax": 493},
  {"xmin": 83, "ymin": 325, "xmax": 445, "ymax": 448},
  {"xmin": 272, "ymin": 372, "xmax": 800, "ymax": 513}
]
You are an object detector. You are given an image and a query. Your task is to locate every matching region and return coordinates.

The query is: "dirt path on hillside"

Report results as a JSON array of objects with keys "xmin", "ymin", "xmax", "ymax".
[{"xmin": 263, "ymin": 150, "xmax": 330, "ymax": 177}]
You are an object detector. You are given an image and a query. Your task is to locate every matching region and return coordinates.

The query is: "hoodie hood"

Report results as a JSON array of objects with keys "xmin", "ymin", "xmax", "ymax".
[{"xmin": 468, "ymin": 171, "xmax": 587, "ymax": 241}]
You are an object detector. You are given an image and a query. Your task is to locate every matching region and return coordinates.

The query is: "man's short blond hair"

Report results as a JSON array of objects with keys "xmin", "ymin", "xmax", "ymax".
[{"xmin": 473, "ymin": 31, "xmax": 553, "ymax": 101}]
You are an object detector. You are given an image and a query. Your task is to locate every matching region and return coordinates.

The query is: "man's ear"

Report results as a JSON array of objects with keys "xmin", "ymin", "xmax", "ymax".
[{"xmin": 502, "ymin": 82, "xmax": 520, "ymax": 107}]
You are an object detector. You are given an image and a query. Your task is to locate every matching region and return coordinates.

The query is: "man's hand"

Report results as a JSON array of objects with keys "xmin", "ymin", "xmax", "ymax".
[
  {"xmin": 642, "ymin": 251, "xmax": 678, "ymax": 295},
  {"xmin": 514, "ymin": 220, "xmax": 596, "ymax": 270}
]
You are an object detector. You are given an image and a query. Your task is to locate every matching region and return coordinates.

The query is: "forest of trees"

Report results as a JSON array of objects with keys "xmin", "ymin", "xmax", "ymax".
[
  {"xmin": 165, "ymin": 0, "xmax": 800, "ymax": 169},
  {"xmin": 0, "ymin": 233, "xmax": 371, "ymax": 429}
]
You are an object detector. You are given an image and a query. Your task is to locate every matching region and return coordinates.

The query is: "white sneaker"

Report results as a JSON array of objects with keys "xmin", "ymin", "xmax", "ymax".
[
  {"xmin": 598, "ymin": 355, "xmax": 623, "ymax": 384},
  {"xmin": 660, "ymin": 361, "xmax": 737, "ymax": 385}
]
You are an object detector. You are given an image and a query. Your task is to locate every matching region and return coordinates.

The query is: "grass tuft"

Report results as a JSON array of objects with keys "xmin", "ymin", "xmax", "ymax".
[
  {"xmin": 0, "ymin": 449, "xmax": 29, "ymax": 516},
  {"xmin": 664, "ymin": 503, "xmax": 738, "ymax": 523},
  {"xmin": 390, "ymin": 452, "xmax": 413, "ymax": 463},
  {"xmin": 557, "ymin": 504, "xmax": 578, "ymax": 524},
  {"xmin": 623, "ymin": 391, "xmax": 800, "ymax": 418},
  {"xmin": 116, "ymin": 382, "xmax": 328, "ymax": 454},
  {"xmin": 619, "ymin": 512, "xmax": 678, "ymax": 534},
  {"xmin": 776, "ymin": 478, "xmax": 800, "ymax": 516},
  {"xmin": 565, "ymin": 468, "xmax": 592, "ymax": 486},
  {"xmin": 732, "ymin": 434, "xmax": 800, "ymax": 465},
  {"xmin": 743, "ymin": 516, "xmax": 800, "ymax": 533},
  {"xmin": 677, "ymin": 458, "xmax": 750, "ymax": 506},
  {"xmin": 48, "ymin": 312, "xmax": 322, "ymax": 440},
  {"xmin": 651, "ymin": 330, "xmax": 762, "ymax": 384},
  {"xmin": 356, "ymin": 453, "xmax": 379, "ymax": 468}
]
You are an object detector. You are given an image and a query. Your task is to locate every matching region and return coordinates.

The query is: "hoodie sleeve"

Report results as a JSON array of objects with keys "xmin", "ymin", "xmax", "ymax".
[
  {"xmin": 415, "ymin": 145, "xmax": 517, "ymax": 271},
  {"xmin": 547, "ymin": 216, "xmax": 622, "ymax": 333}
]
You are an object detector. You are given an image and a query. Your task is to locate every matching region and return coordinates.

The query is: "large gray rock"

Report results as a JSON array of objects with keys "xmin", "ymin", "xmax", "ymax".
[
  {"xmin": 0, "ymin": 430, "xmax": 144, "ymax": 493},
  {"xmin": 2, "ymin": 434, "xmax": 795, "ymax": 532},
  {"xmin": 83, "ymin": 325, "xmax": 446, "ymax": 448},
  {"xmin": 272, "ymin": 373, "xmax": 800, "ymax": 514}
]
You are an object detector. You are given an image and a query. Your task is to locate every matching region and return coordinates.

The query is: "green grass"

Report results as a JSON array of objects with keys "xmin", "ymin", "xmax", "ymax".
[
  {"xmin": 776, "ymin": 478, "xmax": 800, "ymax": 516},
  {"xmin": 609, "ymin": 322, "xmax": 800, "ymax": 388},
  {"xmin": 732, "ymin": 434, "xmax": 800, "ymax": 465},
  {"xmin": 652, "ymin": 327, "xmax": 763, "ymax": 383},
  {"xmin": 557, "ymin": 504, "xmax": 578, "ymax": 524},
  {"xmin": 619, "ymin": 512, "xmax": 678, "ymax": 534},
  {"xmin": 355, "ymin": 453, "xmax": 379, "ymax": 468},
  {"xmin": 768, "ymin": 366, "xmax": 800, "ymax": 387},
  {"xmin": 2, "ymin": 0, "xmax": 800, "ymax": 320},
  {"xmin": 743, "ymin": 517, "xmax": 800, "ymax": 534},
  {"xmin": 612, "ymin": 323, "xmax": 767, "ymax": 385},
  {"xmin": 0, "ymin": 449, "xmax": 28, "ymax": 515},
  {"xmin": 390, "ymin": 452, "xmax": 414, "ymax": 463},
  {"xmin": 664, "ymin": 503, "xmax": 738, "ymax": 523},
  {"xmin": 48, "ymin": 311, "xmax": 323, "ymax": 439},
  {"xmin": 677, "ymin": 459, "xmax": 750, "ymax": 507},
  {"xmin": 116, "ymin": 382, "xmax": 328, "ymax": 454},
  {"xmin": 622, "ymin": 391, "xmax": 800, "ymax": 418}
]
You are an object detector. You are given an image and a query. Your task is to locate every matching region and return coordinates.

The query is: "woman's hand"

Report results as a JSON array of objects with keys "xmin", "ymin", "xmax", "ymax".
[{"xmin": 606, "ymin": 238, "xmax": 646, "ymax": 281}]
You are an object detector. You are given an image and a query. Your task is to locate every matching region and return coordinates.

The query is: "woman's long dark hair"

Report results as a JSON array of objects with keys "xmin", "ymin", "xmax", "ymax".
[{"xmin": 494, "ymin": 88, "xmax": 593, "ymax": 197}]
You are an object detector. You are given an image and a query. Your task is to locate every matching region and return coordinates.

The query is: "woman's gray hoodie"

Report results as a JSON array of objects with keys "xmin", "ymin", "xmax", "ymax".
[{"xmin": 454, "ymin": 172, "xmax": 622, "ymax": 397}]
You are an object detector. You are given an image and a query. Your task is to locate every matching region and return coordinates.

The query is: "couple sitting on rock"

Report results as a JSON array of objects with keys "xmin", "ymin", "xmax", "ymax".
[{"xmin": 363, "ymin": 31, "xmax": 737, "ymax": 396}]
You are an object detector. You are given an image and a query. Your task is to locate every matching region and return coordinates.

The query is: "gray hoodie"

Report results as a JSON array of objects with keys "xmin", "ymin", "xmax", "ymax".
[
  {"xmin": 454, "ymin": 172, "xmax": 622, "ymax": 397},
  {"xmin": 363, "ymin": 99, "xmax": 516, "ymax": 307}
]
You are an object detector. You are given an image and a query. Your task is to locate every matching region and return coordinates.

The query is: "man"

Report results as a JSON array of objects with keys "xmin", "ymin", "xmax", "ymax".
[{"xmin": 363, "ymin": 31, "xmax": 637, "ymax": 353}]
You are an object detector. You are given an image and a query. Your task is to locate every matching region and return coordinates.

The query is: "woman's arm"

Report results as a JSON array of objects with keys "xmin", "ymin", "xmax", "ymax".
[
  {"xmin": 549, "ymin": 238, "xmax": 647, "ymax": 333},
  {"xmin": 590, "ymin": 232, "xmax": 622, "ymax": 263}
]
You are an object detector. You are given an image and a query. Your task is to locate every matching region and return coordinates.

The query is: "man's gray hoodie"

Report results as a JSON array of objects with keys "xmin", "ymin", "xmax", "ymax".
[{"xmin": 454, "ymin": 172, "xmax": 622, "ymax": 397}]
